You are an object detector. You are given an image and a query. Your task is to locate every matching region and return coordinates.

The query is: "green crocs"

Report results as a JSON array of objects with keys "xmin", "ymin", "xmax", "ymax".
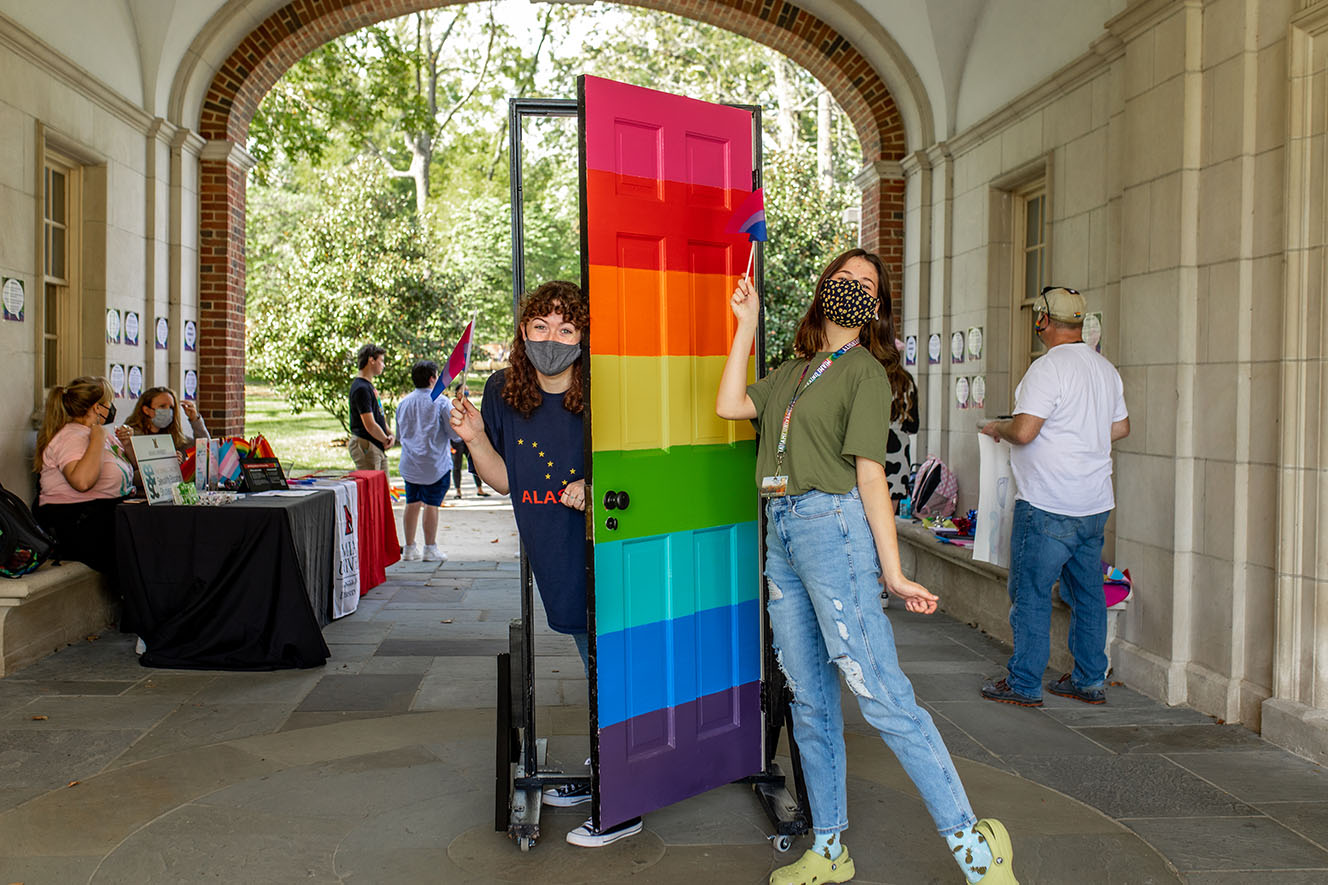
[
  {"xmin": 973, "ymin": 819, "xmax": 1018, "ymax": 884},
  {"xmin": 770, "ymin": 846, "xmax": 855, "ymax": 885}
]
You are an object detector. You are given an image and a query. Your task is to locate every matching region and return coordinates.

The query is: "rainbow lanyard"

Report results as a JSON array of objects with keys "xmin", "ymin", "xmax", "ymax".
[{"xmin": 773, "ymin": 340, "xmax": 858, "ymax": 477}]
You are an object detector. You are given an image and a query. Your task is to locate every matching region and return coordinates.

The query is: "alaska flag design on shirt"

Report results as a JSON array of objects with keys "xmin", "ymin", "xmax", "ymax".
[{"xmin": 480, "ymin": 369, "xmax": 587, "ymax": 633}]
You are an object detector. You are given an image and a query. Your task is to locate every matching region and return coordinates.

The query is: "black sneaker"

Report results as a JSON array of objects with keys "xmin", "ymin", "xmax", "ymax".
[
  {"xmin": 1047, "ymin": 673, "xmax": 1106, "ymax": 704},
  {"xmin": 543, "ymin": 782, "xmax": 592, "ymax": 807},
  {"xmin": 980, "ymin": 676, "xmax": 1043, "ymax": 707},
  {"xmin": 566, "ymin": 816, "xmax": 642, "ymax": 847}
]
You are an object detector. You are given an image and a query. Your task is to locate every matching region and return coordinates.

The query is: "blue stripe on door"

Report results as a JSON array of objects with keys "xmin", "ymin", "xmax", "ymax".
[{"xmin": 595, "ymin": 598, "xmax": 761, "ymax": 728}]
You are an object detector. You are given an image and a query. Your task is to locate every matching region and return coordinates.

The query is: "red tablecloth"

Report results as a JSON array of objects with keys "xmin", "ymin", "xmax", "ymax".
[{"xmin": 347, "ymin": 470, "xmax": 400, "ymax": 594}]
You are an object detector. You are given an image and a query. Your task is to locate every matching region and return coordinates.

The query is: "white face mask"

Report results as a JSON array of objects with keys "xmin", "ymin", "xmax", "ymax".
[{"xmin": 150, "ymin": 407, "xmax": 174, "ymax": 429}]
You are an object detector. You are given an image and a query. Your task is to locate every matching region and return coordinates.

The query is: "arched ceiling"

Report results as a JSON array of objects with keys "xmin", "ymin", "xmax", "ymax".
[{"xmin": 1, "ymin": 0, "xmax": 1127, "ymax": 148}]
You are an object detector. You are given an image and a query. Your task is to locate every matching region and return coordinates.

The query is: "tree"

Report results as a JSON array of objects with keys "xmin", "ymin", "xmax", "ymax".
[{"xmin": 247, "ymin": 160, "xmax": 464, "ymax": 430}]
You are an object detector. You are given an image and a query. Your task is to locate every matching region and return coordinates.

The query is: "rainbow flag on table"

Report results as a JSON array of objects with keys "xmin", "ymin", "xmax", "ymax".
[{"xmin": 430, "ymin": 317, "xmax": 475, "ymax": 400}]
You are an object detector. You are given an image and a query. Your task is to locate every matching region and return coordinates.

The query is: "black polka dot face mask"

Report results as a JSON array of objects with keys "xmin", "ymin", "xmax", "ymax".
[{"xmin": 820, "ymin": 277, "xmax": 878, "ymax": 329}]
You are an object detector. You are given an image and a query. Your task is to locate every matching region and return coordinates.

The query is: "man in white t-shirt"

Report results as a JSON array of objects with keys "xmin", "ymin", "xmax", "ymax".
[{"xmin": 977, "ymin": 286, "xmax": 1130, "ymax": 707}]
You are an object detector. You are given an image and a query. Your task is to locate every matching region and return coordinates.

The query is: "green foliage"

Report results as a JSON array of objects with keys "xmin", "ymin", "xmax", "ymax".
[
  {"xmin": 761, "ymin": 151, "xmax": 859, "ymax": 366},
  {"xmin": 247, "ymin": 160, "xmax": 464, "ymax": 431}
]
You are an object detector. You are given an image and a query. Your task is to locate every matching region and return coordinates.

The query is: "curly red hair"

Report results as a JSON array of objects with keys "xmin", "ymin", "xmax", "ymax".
[{"xmin": 501, "ymin": 280, "xmax": 588, "ymax": 418}]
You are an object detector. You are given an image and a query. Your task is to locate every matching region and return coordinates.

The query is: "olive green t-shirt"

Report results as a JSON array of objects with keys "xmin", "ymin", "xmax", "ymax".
[{"xmin": 746, "ymin": 346, "xmax": 893, "ymax": 496}]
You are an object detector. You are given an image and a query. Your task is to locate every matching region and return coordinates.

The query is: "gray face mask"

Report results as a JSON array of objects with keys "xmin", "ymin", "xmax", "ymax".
[
  {"xmin": 151, "ymin": 407, "xmax": 174, "ymax": 429},
  {"xmin": 526, "ymin": 340, "xmax": 581, "ymax": 376}
]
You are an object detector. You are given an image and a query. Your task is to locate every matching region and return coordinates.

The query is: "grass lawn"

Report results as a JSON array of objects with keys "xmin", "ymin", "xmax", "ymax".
[
  {"xmin": 244, "ymin": 376, "xmax": 493, "ymax": 476},
  {"xmin": 245, "ymin": 384, "xmax": 401, "ymax": 475}
]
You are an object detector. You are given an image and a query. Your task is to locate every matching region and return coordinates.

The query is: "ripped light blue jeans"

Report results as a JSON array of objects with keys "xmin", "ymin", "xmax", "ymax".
[{"xmin": 765, "ymin": 488, "xmax": 977, "ymax": 837}]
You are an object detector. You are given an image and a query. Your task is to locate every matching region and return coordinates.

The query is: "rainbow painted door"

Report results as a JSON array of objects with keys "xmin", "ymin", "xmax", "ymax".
[{"xmin": 579, "ymin": 75, "xmax": 762, "ymax": 829}]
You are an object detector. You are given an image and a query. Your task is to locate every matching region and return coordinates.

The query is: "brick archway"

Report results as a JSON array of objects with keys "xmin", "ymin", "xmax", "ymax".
[{"xmin": 197, "ymin": 0, "xmax": 908, "ymax": 434}]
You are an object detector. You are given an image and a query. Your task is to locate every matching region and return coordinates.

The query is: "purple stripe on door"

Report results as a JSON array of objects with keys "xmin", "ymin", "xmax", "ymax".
[{"xmin": 597, "ymin": 680, "xmax": 762, "ymax": 828}]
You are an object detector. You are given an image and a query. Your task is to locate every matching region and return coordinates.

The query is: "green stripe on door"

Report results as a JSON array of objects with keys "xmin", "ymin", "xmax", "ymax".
[{"xmin": 591, "ymin": 442, "xmax": 758, "ymax": 543}]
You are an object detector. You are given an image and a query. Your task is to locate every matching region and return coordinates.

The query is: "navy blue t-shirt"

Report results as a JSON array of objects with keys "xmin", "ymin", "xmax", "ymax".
[{"xmin": 481, "ymin": 370, "xmax": 587, "ymax": 634}]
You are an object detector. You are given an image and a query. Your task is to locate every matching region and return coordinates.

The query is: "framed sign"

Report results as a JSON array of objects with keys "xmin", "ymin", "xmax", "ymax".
[
  {"xmin": 109, "ymin": 363, "xmax": 126, "ymax": 397},
  {"xmin": 904, "ymin": 335, "xmax": 917, "ymax": 366},
  {"xmin": 184, "ymin": 320, "xmax": 197, "ymax": 352},
  {"xmin": 183, "ymin": 369, "xmax": 198, "ymax": 400},
  {"xmin": 127, "ymin": 365, "xmax": 143, "ymax": 398},
  {"xmin": 124, "ymin": 311, "xmax": 140, "ymax": 347},
  {"xmin": 927, "ymin": 333, "xmax": 942, "ymax": 365},
  {"xmin": 106, "ymin": 310, "xmax": 122, "ymax": 344},
  {"xmin": 2, "ymin": 277, "xmax": 24, "ymax": 321},
  {"xmin": 967, "ymin": 326, "xmax": 984, "ymax": 360},
  {"xmin": 955, "ymin": 376, "xmax": 970, "ymax": 409},
  {"xmin": 240, "ymin": 458, "xmax": 288, "ymax": 493},
  {"xmin": 155, "ymin": 316, "xmax": 169, "ymax": 349},
  {"xmin": 971, "ymin": 375, "xmax": 986, "ymax": 409},
  {"xmin": 950, "ymin": 331, "xmax": 965, "ymax": 364},
  {"xmin": 1083, "ymin": 312, "xmax": 1103, "ymax": 352}
]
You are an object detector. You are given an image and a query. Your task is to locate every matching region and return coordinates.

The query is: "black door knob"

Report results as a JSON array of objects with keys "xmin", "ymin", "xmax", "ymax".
[
  {"xmin": 613, "ymin": 491, "xmax": 630, "ymax": 511},
  {"xmin": 603, "ymin": 490, "xmax": 618, "ymax": 510},
  {"xmin": 605, "ymin": 517, "xmax": 619, "ymax": 531}
]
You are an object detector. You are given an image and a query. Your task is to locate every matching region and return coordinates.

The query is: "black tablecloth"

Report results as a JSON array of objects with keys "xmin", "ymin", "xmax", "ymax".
[{"xmin": 117, "ymin": 492, "xmax": 335, "ymax": 670}]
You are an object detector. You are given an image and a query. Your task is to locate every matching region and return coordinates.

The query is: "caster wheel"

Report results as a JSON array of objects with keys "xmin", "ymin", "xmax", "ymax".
[
  {"xmin": 519, "ymin": 836, "xmax": 534, "ymax": 852},
  {"xmin": 774, "ymin": 834, "xmax": 794, "ymax": 853}
]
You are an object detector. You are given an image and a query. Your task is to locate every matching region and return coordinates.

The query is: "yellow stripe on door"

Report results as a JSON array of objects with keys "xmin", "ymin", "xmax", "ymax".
[{"xmin": 591, "ymin": 354, "xmax": 757, "ymax": 452}]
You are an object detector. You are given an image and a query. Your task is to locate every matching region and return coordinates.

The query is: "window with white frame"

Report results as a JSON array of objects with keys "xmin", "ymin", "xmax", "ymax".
[
  {"xmin": 1011, "ymin": 183, "xmax": 1048, "ymax": 386},
  {"xmin": 42, "ymin": 152, "xmax": 81, "ymax": 392}
]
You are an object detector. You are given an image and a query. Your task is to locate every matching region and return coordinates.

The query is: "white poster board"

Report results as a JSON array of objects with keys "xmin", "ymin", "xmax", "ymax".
[
  {"xmin": 973, "ymin": 433, "xmax": 1019, "ymax": 568},
  {"xmin": 130, "ymin": 434, "xmax": 184, "ymax": 504}
]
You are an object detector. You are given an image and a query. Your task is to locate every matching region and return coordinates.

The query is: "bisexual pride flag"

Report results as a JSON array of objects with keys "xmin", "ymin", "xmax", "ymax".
[
  {"xmin": 724, "ymin": 187, "xmax": 767, "ymax": 242},
  {"xmin": 430, "ymin": 318, "xmax": 474, "ymax": 400}
]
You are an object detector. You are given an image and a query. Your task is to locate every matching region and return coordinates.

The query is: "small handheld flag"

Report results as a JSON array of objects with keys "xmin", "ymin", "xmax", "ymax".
[
  {"xmin": 430, "ymin": 316, "xmax": 475, "ymax": 400},
  {"xmin": 725, "ymin": 188, "xmax": 766, "ymax": 281}
]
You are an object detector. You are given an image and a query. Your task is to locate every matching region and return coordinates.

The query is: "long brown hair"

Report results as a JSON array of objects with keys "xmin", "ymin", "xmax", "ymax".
[
  {"xmin": 125, "ymin": 386, "xmax": 186, "ymax": 449},
  {"xmin": 501, "ymin": 280, "xmax": 589, "ymax": 418},
  {"xmin": 34, "ymin": 376, "xmax": 110, "ymax": 470},
  {"xmin": 792, "ymin": 249, "xmax": 917, "ymax": 422}
]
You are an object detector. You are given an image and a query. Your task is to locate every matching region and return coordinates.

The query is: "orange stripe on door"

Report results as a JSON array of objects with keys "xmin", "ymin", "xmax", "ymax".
[{"xmin": 587, "ymin": 265, "xmax": 755, "ymax": 358}]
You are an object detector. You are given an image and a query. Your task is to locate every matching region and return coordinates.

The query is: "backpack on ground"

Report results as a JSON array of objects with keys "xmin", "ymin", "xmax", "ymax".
[
  {"xmin": 0, "ymin": 481, "xmax": 55, "ymax": 577},
  {"xmin": 912, "ymin": 455, "xmax": 958, "ymax": 518}
]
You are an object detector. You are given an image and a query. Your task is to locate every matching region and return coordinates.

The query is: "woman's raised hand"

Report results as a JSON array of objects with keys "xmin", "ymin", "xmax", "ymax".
[
  {"xmin": 729, "ymin": 277, "xmax": 760, "ymax": 328},
  {"xmin": 181, "ymin": 399, "xmax": 199, "ymax": 421},
  {"xmin": 449, "ymin": 396, "xmax": 484, "ymax": 442}
]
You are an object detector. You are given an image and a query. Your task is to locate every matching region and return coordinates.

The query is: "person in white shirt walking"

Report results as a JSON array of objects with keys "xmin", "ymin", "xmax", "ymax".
[
  {"xmin": 395, "ymin": 360, "xmax": 462, "ymax": 562},
  {"xmin": 979, "ymin": 286, "xmax": 1130, "ymax": 707}
]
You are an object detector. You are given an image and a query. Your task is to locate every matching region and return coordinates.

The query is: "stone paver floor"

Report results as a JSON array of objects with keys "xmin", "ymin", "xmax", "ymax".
[{"xmin": 1, "ymin": 498, "xmax": 1325, "ymax": 883}]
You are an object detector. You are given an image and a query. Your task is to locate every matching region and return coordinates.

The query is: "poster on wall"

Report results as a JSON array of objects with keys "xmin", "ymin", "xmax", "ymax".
[
  {"xmin": 2, "ymin": 278, "xmax": 24, "ymax": 321},
  {"xmin": 950, "ymin": 331, "xmax": 965, "ymax": 364},
  {"xmin": 967, "ymin": 326, "xmax": 984, "ymax": 360},
  {"xmin": 971, "ymin": 375, "xmax": 986, "ymax": 409},
  {"xmin": 184, "ymin": 320, "xmax": 197, "ymax": 352},
  {"xmin": 1083, "ymin": 312, "xmax": 1103, "ymax": 352},
  {"xmin": 127, "ymin": 365, "xmax": 143, "ymax": 399},
  {"xmin": 155, "ymin": 316, "xmax": 169, "ymax": 350},
  {"xmin": 109, "ymin": 363, "xmax": 126, "ymax": 397},
  {"xmin": 955, "ymin": 376, "xmax": 970, "ymax": 409},
  {"xmin": 106, "ymin": 310, "xmax": 122, "ymax": 345},
  {"xmin": 183, "ymin": 369, "xmax": 198, "ymax": 401},
  {"xmin": 124, "ymin": 311, "xmax": 140, "ymax": 347},
  {"xmin": 927, "ymin": 333, "xmax": 941, "ymax": 365},
  {"xmin": 904, "ymin": 335, "xmax": 917, "ymax": 366}
]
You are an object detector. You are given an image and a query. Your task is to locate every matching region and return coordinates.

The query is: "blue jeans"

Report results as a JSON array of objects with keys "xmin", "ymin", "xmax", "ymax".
[
  {"xmin": 1006, "ymin": 500, "xmax": 1111, "ymax": 698},
  {"xmin": 764, "ymin": 489, "xmax": 976, "ymax": 837}
]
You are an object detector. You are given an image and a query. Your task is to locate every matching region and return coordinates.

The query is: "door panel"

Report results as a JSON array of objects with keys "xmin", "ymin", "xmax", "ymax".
[{"xmin": 581, "ymin": 75, "xmax": 761, "ymax": 828}]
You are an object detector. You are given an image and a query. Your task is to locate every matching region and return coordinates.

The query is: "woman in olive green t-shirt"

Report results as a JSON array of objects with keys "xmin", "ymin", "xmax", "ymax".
[{"xmin": 716, "ymin": 250, "xmax": 1018, "ymax": 885}]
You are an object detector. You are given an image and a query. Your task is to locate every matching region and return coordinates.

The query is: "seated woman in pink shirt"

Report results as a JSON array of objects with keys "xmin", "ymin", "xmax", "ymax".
[{"xmin": 33, "ymin": 376, "xmax": 136, "ymax": 588}]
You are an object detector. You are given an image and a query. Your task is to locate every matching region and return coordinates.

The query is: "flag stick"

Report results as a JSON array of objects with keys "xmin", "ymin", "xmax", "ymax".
[{"xmin": 743, "ymin": 241, "xmax": 755, "ymax": 283}]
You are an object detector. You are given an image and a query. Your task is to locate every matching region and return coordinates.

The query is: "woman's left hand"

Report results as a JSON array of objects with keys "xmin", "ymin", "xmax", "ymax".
[
  {"xmin": 181, "ymin": 400, "xmax": 199, "ymax": 421},
  {"xmin": 880, "ymin": 573, "xmax": 939, "ymax": 614},
  {"xmin": 561, "ymin": 478, "xmax": 586, "ymax": 511}
]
